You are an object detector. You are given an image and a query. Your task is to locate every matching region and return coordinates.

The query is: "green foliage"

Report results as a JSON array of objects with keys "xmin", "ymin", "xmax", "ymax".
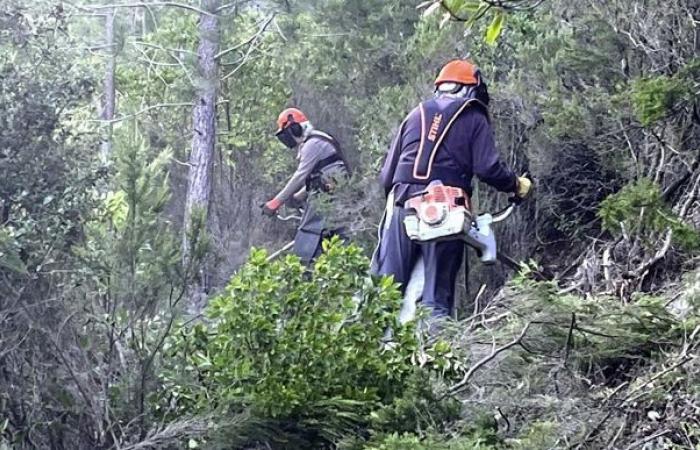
[
  {"xmin": 419, "ymin": 0, "xmax": 528, "ymax": 44},
  {"xmin": 351, "ymin": 85, "xmax": 419, "ymax": 166},
  {"xmin": 506, "ymin": 421, "xmax": 558, "ymax": 450},
  {"xmin": 161, "ymin": 239, "xmax": 460, "ymax": 446},
  {"xmin": 362, "ymin": 432, "xmax": 498, "ymax": 450},
  {"xmin": 0, "ymin": 2, "xmax": 100, "ymax": 275},
  {"xmin": 3, "ymin": 0, "xmax": 700, "ymax": 447},
  {"xmin": 630, "ymin": 59, "xmax": 699, "ymax": 126},
  {"xmin": 509, "ymin": 277, "xmax": 682, "ymax": 371},
  {"xmin": 70, "ymin": 129, "xmax": 188, "ymax": 442},
  {"xmin": 599, "ymin": 178, "xmax": 700, "ymax": 250},
  {"xmin": 0, "ymin": 226, "xmax": 26, "ymax": 273},
  {"xmin": 366, "ymin": 371, "xmax": 461, "ymax": 436},
  {"xmin": 485, "ymin": 11, "xmax": 505, "ymax": 45},
  {"xmin": 631, "ymin": 75, "xmax": 691, "ymax": 126},
  {"xmin": 78, "ymin": 131, "xmax": 181, "ymax": 299}
]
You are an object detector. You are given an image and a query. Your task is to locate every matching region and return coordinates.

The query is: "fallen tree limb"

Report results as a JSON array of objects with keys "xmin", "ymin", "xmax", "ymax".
[
  {"xmin": 449, "ymin": 322, "xmax": 530, "ymax": 394},
  {"xmin": 620, "ymin": 355, "xmax": 694, "ymax": 406},
  {"xmin": 83, "ymin": 2, "xmax": 217, "ymax": 17},
  {"xmin": 624, "ymin": 429, "xmax": 671, "ymax": 450}
]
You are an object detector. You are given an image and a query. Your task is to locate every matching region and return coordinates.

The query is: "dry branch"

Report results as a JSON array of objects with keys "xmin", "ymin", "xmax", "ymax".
[
  {"xmin": 89, "ymin": 102, "xmax": 193, "ymax": 123},
  {"xmin": 84, "ymin": 2, "xmax": 218, "ymax": 17},
  {"xmin": 449, "ymin": 322, "xmax": 530, "ymax": 394},
  {"xmin": 216, "ymin": 14, "xmax": 275, "ymax": 60},
  {"xmin": 220, "ymin": 14, "xmax": 275, "ymax": 81},
  {"xmin": 624, "ymin": 429, "xmax": 672, "ymax": 450},
  {"xmin": 620, "ymin": 355, "xmax": 694, "ymax": 406},
  {"xmin": 119, "ymin": 417, "xmax": 211, "ymax": 450}
]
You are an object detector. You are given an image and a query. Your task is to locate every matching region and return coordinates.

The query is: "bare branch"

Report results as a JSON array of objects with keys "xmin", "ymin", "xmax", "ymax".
[
  {"xmin": 436, "ymin": 0, "xmax": 544, "ymax": 23},
  {"xmin": 83, "ymin": 2, "xmax": 218, "ymax": 18},
  {"xmin": 88, "ymin": 102, "xmax": 193, "ymax": 124},
  {"xmin": 562, "ymin": 312, "xmax": 576, "ymax": 367},
  {"xmin": 624, "ymin": 429, "xmax": 672, "ymax": 450},
  {"xmin": 620, "ymin": 355, "xmax": 694, "ymax": 406},
  {"xmin": 119, "ymin": 416, "xmax": 211, "ymax": 450},
  {"xmin": 449, "ymin": 322, "xmax": 530, "ymax": 394},
  {"xmin": 215, "ymin": 14, "xmax": 275, "ymax": 60},
  {"xmin": 220, "ymin": 15, "xmax": 274, "ymax": 81}
]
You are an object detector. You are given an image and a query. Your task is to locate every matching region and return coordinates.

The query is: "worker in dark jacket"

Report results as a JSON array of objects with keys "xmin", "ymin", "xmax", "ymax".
[
  {"xmin": 263, "ymin": 107, "xmax": 349, "ymax": 263},
  {"xmin": 372, "ymin": 59, "xmax": 532, "ymax": 318}
]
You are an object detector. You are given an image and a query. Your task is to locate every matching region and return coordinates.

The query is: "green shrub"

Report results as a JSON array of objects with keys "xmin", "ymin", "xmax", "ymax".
[
  {"xmin": 598, "ymin": 178, "xmax": 700, "ymax": 251},
  {"xmin": 508, "ymin": 277, "xmax": 682, "ymax": 373},
  {"xmin": 362, "ymin": 432, "xmax": 499, "ymax": 450},
  {"xmin": 159, "ymin": 239, "xmax": 461, "ymax": 447},
  {"xmin": 631, "ymin": 75, "xmax": 690, "ymax": 126},
  {"xmin": 367, "ymin": 371, "xmax": 462, "ymax": 437}
]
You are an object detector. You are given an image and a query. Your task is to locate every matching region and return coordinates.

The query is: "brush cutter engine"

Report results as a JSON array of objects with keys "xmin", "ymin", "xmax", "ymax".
[{"xmin": 403, "ymin": 181, "xmax": 503, "ymax": 264}]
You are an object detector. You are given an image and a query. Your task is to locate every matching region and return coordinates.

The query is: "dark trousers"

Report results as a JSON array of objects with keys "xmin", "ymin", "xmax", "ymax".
[
  {"xmin": 371, "ymin": 206, "xmax": 464, "ymax": 318},
  {"xmin": 293, "ymin": 205, "xmax": 347, "ymax": 264}
]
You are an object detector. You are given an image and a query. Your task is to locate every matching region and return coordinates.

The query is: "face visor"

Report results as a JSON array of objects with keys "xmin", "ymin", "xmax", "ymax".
[{"xmin": 275, "ymin": 126, "xmax": 298, "ymax": 149}]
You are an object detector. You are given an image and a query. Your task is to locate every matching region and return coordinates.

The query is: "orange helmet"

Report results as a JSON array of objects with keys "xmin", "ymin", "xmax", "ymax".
[
  {"xmin": 276, "ymin": 107, "xmax": 308, "ymax": 132},
  {"xmin": 434, "ymin": 59, "xmax": 480, "ymax": 86}
]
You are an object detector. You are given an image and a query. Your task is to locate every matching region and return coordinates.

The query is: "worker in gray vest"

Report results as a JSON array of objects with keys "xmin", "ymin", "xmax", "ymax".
[
  {"xmin": 263, "ymin": 107, "xmax": 350, "ymax": 263},
  {"xmin": 372, "ymin": 59, "xmax": 532, "ymax": 318}
]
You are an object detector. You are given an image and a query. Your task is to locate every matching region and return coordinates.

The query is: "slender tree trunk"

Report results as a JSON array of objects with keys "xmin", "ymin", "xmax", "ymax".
[
  {"xmin": 183, "ymin": 0, "xmax": 220, "ymax": 314},
  {"xmin": 100, "ymin": 8, "xmax": 116, "ymax": 159}
]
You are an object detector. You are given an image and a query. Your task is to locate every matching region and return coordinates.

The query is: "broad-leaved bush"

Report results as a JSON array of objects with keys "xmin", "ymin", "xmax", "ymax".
[{"xmin": 159, "ymin": 239, "xmax": 460, "ymax": 447}]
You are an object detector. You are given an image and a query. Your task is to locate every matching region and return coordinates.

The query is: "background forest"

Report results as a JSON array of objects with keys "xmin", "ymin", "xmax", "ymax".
[{"xmin": 1, "ymin": 0, "xmax": 699, "ymax": 448}]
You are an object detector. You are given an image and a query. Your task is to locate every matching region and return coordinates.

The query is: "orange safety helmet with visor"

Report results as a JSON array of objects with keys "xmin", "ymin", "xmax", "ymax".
[{"xmin": 275, "ymin": 107, "xmax": 308, "ymax": 149}]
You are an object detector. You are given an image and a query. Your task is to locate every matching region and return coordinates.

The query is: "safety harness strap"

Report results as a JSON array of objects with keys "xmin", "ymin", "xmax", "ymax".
[
  {"xmin": 391, "ymin": 97, "xmax": 486, "ymax": 192},
  {"xmin": 305, "ymin": 131, "xmax": 349, "ymax": 192},
  {"xmin": 307, "ymin": 130, "xmax": 351, "ymax": 175},
  {"xmin": 413, "ymin": 98, "xmax": 480, "ymax": 180}
]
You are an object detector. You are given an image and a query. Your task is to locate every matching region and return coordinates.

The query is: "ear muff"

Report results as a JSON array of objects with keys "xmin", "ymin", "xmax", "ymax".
[
  {"xmin": 289, "ymin": 122, "xmax": 303, "ymax": 137},
  {"xmin": 472, "ymin": 71, "xmax": 489, "ymax": 106},
  {"xmin": 284, "ymin": 114, "xmax": 303, "ymax": 138},
  {"xmin": 463, "ymin": 69, "xmax": 489, "ymax": 105}
]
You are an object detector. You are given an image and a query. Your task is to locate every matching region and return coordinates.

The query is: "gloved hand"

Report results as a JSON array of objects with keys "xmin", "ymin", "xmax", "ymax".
[
  {"xmin": 516, "ymin": 176, "xmax": 532, "ymax": 199},
  {"xmin": 262, "ymin": 198, "xmax": 282, "ymax": 216}
]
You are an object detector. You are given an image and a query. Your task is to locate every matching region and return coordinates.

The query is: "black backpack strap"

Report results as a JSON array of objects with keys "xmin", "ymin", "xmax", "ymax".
[
  {"xmin": 307, "ymin": 130, "xmax": 352, "ymax": 175},
  {"xmin": 413, "ymin": 98, "xmax": 481, "ymax": 180}
]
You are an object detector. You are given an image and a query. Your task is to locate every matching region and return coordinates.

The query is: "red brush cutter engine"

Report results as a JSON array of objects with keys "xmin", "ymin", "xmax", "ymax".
[
  {"xmin": 403, "ymin": 180, "xmax": 499, "ymax": 264},
  {"xmin": 403, "ymin": 181, "xmax": 472, "ymax": 242}
]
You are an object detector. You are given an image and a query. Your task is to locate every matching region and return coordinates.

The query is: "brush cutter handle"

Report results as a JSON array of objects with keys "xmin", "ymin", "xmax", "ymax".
[
  {"xmin": 490, "ymin": 197, "xmax": 520, "ymax": 224},
  {"xmin": 275, "ymin": 207, "xmax": 304, "ymax": 222}
]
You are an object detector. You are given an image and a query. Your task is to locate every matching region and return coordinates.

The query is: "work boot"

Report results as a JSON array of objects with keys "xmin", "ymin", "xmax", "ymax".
[{"xmin": 425, "ymin": 315, "xmax": 451, "ymax": 340}]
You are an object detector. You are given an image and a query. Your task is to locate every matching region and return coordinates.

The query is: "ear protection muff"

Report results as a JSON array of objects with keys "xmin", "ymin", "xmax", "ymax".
[
  {"xmin": 286, "ymin": 114, "xmax": 304, "ymax": 137},
  {"xmin": 463, "ymin": 69, "xmax": 490, "ymax": 106}
]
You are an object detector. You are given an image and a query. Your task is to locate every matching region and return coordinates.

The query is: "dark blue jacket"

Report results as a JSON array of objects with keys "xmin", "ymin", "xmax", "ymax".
[{"xmin": 380, "ymin": 97, "xmax": 517, "ymax": 204}]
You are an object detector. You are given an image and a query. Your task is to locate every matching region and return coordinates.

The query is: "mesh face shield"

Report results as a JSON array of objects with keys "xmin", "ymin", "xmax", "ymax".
[{"xmin": 275, "ymin": 126, "xmax": 298, "ymax": 149}]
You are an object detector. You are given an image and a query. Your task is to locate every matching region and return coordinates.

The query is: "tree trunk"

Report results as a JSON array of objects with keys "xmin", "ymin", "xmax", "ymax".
[
  {"xmin": 100, "ymin": 8, "xmax": 116, "ymax": 159},
  {"xmin": 183, "ymin": 0, "xmax": 220, "ymax": 314}
]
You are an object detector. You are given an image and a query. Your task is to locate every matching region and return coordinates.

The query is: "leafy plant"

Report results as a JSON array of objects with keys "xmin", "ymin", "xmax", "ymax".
[
  {"xmin": 598, "ymin": 178, "xmax": 700, "ymax": 251},
  {"xmin": 160, "ymin": 239, "xmax": 462, "ymax": 447},
  {"xmin": 631, "ymin": 75, "xmax": 690, "ymax": 126},
  {"xmin": 507, "ymin": 276, "xmax": 682, "ymax": 373},
  {"xmin": 361, "ymin": 431, "xmax": 499, "ymax": 450}
]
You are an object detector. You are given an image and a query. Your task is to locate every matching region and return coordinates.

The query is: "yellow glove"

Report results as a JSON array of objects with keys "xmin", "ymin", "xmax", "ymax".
[{"xmin": 516, "ymin": 176, "xmax": 532, "ymax": 198}]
